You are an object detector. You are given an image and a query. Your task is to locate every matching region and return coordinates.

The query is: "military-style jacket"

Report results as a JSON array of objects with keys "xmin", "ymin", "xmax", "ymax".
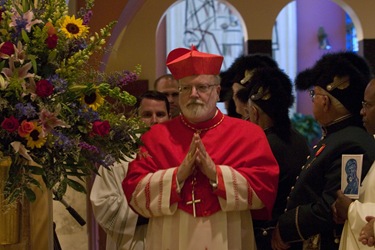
[
  {"xmin": 253, "ymin": 127, "xmax": 310, "ymax": 250},
  {"xmin": 278, "ymin": 116, "xmax": 375, "ymax": 250},
  {"xmin": 254, "ymin": 127, "xmax": 310, "ymax": 228}
]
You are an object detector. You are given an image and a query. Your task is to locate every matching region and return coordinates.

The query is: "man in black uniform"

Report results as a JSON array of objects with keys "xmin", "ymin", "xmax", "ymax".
[
  {"xmin": 236, "ymin": 67, "xmax": 311, "ymax": 250},
  {"xmin": 271, "ymin": 52, "xmax": 375, "ymax": 250}
]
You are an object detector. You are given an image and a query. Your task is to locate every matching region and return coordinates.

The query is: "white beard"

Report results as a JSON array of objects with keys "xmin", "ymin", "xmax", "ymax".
[
  {"xmin": 182, "ymin": 103, "xmax": 206, "ymax": 119},
  {"xmin": 181, "ymin": 99, "xmax": 216, "ymax": 121}
]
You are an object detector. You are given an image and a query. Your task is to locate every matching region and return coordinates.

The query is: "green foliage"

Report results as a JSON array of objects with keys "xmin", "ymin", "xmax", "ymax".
[
  {"xmin": 291, "ymin": 113, "xmax": 322, "ymax": 147},
  {"xmin": 0, "ymin": 0, "xmax": 145, "ymax": 204}
]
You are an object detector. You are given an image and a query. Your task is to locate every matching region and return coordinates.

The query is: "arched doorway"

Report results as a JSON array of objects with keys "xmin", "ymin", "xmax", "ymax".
[{"xmin": 157, "ymin": 0, "xmax": 246, "ymax": 75}]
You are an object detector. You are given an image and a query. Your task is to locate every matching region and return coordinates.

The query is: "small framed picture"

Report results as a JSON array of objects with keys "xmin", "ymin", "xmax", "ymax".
[{"xmin": 341, "ymin": 154, "xmax": 363, "ymax": 199}]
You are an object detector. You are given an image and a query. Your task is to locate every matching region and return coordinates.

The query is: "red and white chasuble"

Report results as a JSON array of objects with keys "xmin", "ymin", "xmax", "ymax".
[{"xmin": 123, "ymin": 110, "xmax": 279, "ymax": 250}]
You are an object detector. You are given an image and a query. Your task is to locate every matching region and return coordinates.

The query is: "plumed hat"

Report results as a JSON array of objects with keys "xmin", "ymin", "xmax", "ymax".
[
  {"xmin": 219, "ymin": 54, "xmax": 278, "ymax": 102},
  {"xmin": 166, "ymin": 45, "xmax": 223, "ymax": 80},
  {"xmin": 237, "ymin": 67, "xmax": 294, "ymax": 117},
  {"xmin": 236, "ymin": 67, "xmax": 295, "ymax": 141},
  {"xmin": 232, "ymin": 54, "xmax": 278, "ymax": 86},
  {"xmin": 295, "ymin": 51, "xmax": 372, "ymax": 115}
]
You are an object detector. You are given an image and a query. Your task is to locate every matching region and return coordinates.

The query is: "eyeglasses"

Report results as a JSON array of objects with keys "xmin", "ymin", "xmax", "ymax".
[
  {"xmin": 179, "ymin": 84, "xmax": 218, "ymax": 94},
  {"xmin": 309, "ymin": 89, "xmax": 326, "ymax": 99},
  {"xmin": 362, "ymin": 101, "xmax": 373, "ymax": 109}
]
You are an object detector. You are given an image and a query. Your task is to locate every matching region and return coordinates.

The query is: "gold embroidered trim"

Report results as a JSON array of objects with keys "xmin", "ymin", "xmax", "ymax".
[{"xmin": 180, "ymin": 112, "xmax": 224, "ymax": 134}]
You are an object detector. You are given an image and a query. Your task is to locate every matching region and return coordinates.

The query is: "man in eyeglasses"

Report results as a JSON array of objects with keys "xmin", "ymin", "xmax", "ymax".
[
  {"xmin": 272, "ymin": 52, "xmax": 375, "ymax": 250},
  {"xmin": 331, "ymin": 78, "xmax": 375, "ymax": 249},
  {"xmin": 123, "ymin": 46, "xmax": 279, "ymax": 250}
]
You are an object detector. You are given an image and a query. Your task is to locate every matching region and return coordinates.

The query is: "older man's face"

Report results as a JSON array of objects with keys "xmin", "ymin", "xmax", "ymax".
[
  {"xmin": 311, "ymin": 86, "xmax": 330, "ymax": 126},
  {"xmin": 178, "ymin": 74, "xmax": 220, "ymax": 123},
  {"xmin": 361, "ymin": 79, "xmax": 375, "ymax": 134}
]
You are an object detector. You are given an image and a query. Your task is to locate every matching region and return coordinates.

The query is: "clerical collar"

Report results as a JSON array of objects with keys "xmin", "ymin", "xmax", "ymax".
[{"xmin": 180, "ymin": 109, "xmax": 225, "ymax": 133}]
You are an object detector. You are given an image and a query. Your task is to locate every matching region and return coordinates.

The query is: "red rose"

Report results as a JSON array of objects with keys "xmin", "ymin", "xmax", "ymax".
[
  {"xmin": 45, "ymin": 22, "xmax": 57, "ymax": 36},
  {"xmin": 1, "ymin": 116, "xmax": 19, "ymax": 132},
  {"xmin": 45, "ymin": 34, "xmax": 58, "ymax": 49},
  {"xmin": 0, "ymin": 41, "xmax": 15, "ymax": 56},
  {"xmin": 36, "ymin": 79, "xmax": 54, "ymax": 97},
  {"xmin": 92, "ymin": 120, "xmax": 110, "ymax": 137},
  {"xmin": 18, "ymin": 120, "xmax": 35, "ymax": 137}
]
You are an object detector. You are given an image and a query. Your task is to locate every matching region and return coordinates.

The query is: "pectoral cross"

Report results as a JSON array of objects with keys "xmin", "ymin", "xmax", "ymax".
[{"xmin": 186, "ymin": 191, "xmax": 201, "ymax": 217}]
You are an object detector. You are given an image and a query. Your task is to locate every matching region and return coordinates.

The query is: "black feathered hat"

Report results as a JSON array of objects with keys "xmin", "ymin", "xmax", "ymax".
[
  {"xmin": 219, "ymin": 54, "xmax": 278, "ymax": 101},
  {"xmin": 237, "ymin": 67, "xmax": 294, "ymax": 117},
  {"xmin": 295, "ymin": 51, "xmax": 372, "ymax": 116},
  {"xmin": 231, "ymin": 54, "xmax": 278, "ymax": 85},
  {"xmin": 236, "ymin": 67, "xmax": 294, "ymax": 141}
]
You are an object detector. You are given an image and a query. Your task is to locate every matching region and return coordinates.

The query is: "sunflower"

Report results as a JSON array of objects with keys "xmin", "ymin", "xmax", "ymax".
[
  {"xmin": 60, "ymin": 15, "xmax": 88, "ymax": 39},
  {"xmin": 82, "ymin": 90, "xmax": 104, "ymax": 111},
  {"xmin": 25, "ymin": 124, "xmax": 47, "ymax": 149}
]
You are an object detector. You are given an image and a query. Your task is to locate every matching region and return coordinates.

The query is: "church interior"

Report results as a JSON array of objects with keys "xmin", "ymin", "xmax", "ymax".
[{"xmin": 2, "ymin": 0, "xmax": 375, "ymax": 249}]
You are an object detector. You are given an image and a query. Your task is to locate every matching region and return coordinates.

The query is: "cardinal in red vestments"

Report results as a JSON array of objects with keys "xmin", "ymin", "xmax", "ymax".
[{"xmin": 123, "ymin": 46, "xmax": 279, "ymax": 250}]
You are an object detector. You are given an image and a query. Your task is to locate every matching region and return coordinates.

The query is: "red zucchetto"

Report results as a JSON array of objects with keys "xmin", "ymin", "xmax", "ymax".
[{"xmin": 166, "ymin": 45, "xmax": 223, "ymax": 80}]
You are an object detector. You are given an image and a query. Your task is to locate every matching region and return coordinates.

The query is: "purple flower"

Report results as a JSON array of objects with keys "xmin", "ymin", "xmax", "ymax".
[
  {"xmin": 78, "ymin": 108, "xmax": 100, "ymax": 122},
  {"xmin": 51, "ymin": 131, "xmax": 74, "ymax": 151},
  {"xmin": 9, "ymin": 10, "xmax": 42, "ymax": 34},
  {"xmin": 82, "ymin": 10, "xmax": 93, "ymax": 25},
  {"xmin": 48, "ymin": 75, "xmax": 68, "ymax": 94},
  {"xmin": 78, "ymin": 141, "xmax": 99, "ymax": 153},
  {"xmin": 68, "ymin": 39, "xmax": 87, "ymax": 55},
  {"xmin": 119, "ymin": 71, "xmax": 138, "ymax": 87},
  {"xmin": 99, "ymin": 154, "xmax": 116, "ymax": 168},
  {"xmin": 15, "ymin": 103, "xmax": 37, "ymax": 119},
  {"xmin": 106, "ymin": 70, "xmax": 139, "ymax": 89}
]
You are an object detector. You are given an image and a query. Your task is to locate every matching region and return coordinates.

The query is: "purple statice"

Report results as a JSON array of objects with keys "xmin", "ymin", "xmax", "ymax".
[
  {"xmin": 106, "ymin": 70, "xmax": 138, "ymax": 89},
  {"xmin": 99, "ymin": 154, "xmax": 116, "ymax": 168},
  {"xmin": 82, "ymin": 10, "xmax": 93, "ymax": 25},
  {"xmin": 118, "ymin": 71, "xmax": 138, "ymax": 88},
  {"xmin": 78, "ymin": 141, "xmax": 99, "ymax": 154},
  {"xmin": 51, "ymin": 130, "xmax": 74, "ymax": 151},
  {"xmin": 77, "ymin": 107, "xmax": 100, "ymax": 122},
  {"xmin": 68, "ymin": 39, "xmax": 87, "ymax": 55},
  {"xmin": 48, "ymin": 75, "xmax": 68, "ymax": 94},
  {"xmin": 15, "ymin": 102, "xmax": 37, "ymax": 119}
]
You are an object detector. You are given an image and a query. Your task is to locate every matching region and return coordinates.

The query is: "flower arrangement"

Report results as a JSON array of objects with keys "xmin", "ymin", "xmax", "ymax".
[{"xmin": 0, "ymin": 0, "xmax": 147, "ymax": 203}]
